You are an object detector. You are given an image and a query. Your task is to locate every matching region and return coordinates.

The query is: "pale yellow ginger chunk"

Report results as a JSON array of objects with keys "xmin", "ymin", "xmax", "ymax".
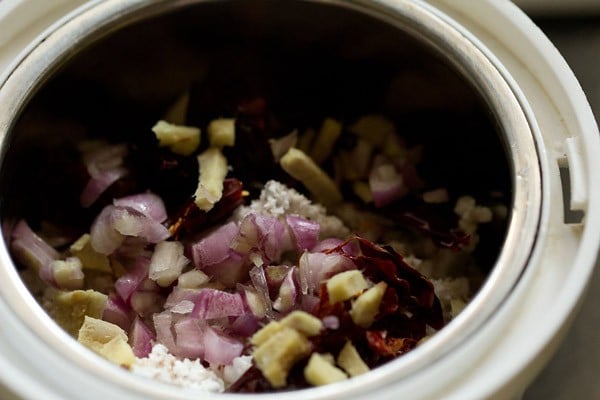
[
  {"xmin": 252, "ymin": 326, "xmax": 312, "ymax": 388},
  {"xmin": 304, "ymin": 353, "xmax": 348, "ymax": 386},
  {"xmin": 78, "ymin": 316, "xmax": 135, "ymax": 367},
  {"xmin": 280, "ymin": 148, "xmax": 342, "ymax": 207},
  {"xmin": 349, "ymin": 115, "xmax": 395, "ymax": 147},
  {"xmin": 320, "ymin": 353, "xmax": 336, "ymax": 365},
  {"xmin": 251, "ymin": 313, "xmax": 323, "ymax": 388},
  {"xmin": 280, "ymin": 310, "xmax": 323, "ymax": 337},
  {"xmin": 152, "ymin": 120, "xmax": 201, "ymax": 156},
  {"xmin": 208, "ymin": 118, "xmax": 235, "ymax": 148},
  {"xmin": 69, "ymin": 234, "xmax": 111, "ymax": 273},
  {"xmin": 194, "ymin": 147, "xmax": 228, "ymax": 212},
  {"xmin": 326, "ymin": 270, "xmax": 368, "ymax": 304},
  {"xmin": 101, "ymin": 336, "xmax": 137, "ymax": 367},
  {"xmin": 349, "ymin": 281, "xmax": 387, "ymax": 328},
  {"xmin": 250, "ymin": 321, "xmax": 284, "ymax": 347},
  {"xmin": 337, "ymin": 341, "xmax": 370, "ymax": 377},
  {"xmin": 310, "ymin": 118, "xmax": 342, "ymax": 165},
  {"xmin": 47, "ymin": 289, "xmax": 107, "ymax": 336},
  {"xmin": 52, "ymin": 257, "xmax": 84, "ymax": 290},
  {"xmin": 239, "ymin": 285, "xmax": 267, "ymax": 318}
]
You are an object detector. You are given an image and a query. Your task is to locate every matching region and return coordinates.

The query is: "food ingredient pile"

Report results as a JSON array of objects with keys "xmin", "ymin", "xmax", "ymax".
[{"xmin": 9, "ymin": 96, "xmax": 504, "ymax": 392}]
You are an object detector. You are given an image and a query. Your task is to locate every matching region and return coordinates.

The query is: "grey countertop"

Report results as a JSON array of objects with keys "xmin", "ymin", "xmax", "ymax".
[{"xmin": 524, "ymin": 18, "xmax": 600, "ymax": 400}]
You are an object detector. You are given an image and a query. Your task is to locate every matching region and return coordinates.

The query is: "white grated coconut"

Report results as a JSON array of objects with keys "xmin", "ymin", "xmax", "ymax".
[
  {"xmin": 233, "ymin": 180, "xmax": 350, "ymax": 239},
  {"xmin": 132, "ymin": 344, "xmax": 225, "ymax": 392},
  {"xmin": 431, "ymin": 277, "xmax": 470, "ymax": 320},
  {"xmin": 132, "ymin": 345, "xmax": 253, "ymax": 392}
]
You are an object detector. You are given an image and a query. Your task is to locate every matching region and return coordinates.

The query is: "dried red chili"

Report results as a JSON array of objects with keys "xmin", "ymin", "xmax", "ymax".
[{"xmin": 168, "ymin": 178, "xmax": 245, "ymax": 238}]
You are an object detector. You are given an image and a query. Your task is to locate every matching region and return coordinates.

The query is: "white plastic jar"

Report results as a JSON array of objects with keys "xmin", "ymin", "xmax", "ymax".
[{"xmin": 0, "ymin": 1, "xmax": 598, "ymax": 400}]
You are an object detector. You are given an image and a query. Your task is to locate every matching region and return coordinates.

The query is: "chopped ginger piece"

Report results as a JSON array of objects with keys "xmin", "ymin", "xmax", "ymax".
[
  {"xmin": 208, "ymin": 118, "xmax": 235, "ymax": 148},
  {"xmin": 310, "ymin": 118, "xmax": 342, "ymax": 165},
  {"xmin": 253, "ymin": 326, "xmax": 312, "ymax": 388},
  {"xmin": 280, "ymin": 311, "xmax": 323, "ymax": 337},
  {"xmin": 52, "ymin": 257, "xmax": 84, "ymax": 290},
  {"xmin": 326, "ymin": 270, "xmax": 368, "ymax": 304},
  {"xmin": 280, "ymin": 148, "xmax": 342, "ymax": 207},
  {"xmin": 350, "ymin": 281, "xmax": 387, "ymax": 328},
  {"xmin": 194, "ymin": 147, "xmax": 228, "ymax": 212},
  {"xmin": 78, "ymin": 316, "xmax": 135, "ymax": 367},
  {"xmin": 69, "ymin": 234, "xmax": 111, "ymax": 273},
  {"xmin": 46, "ymin": 289, "xmax": 107, "ymax": 336},
  {"xmin": 251, "ymin": 312, "xmax": 325, "ymax": 388},
  {"xmin": 337, "ymin": 341, "xmax": 370, "ymax": 376},
  {"xmin": 152, "ymin": 120, "xmax": 200, "ymax": 156},
  {"xmin": 250, "ymin": 321, "xmax": 284, "ymax": 347},
  {"xmin": 304, "ymin": 353, "xmax": 348, "ymax": 386}
]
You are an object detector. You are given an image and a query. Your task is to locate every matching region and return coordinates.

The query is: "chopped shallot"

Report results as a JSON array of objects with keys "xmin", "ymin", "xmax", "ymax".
[
  {"xmin": 103, "ymin": 293, "xmax": 133, "ymax": 331},
  {"xmin": 131, "ymin": 290, "xmax": 164, "ymax": 317},
  {"xmin": 153, "ymin": 311, "xmax": 177, "ymax": 354},
  {"xmin": 174, "ymin": 317, "xmax": 205, "ymax": 359},
  {"xmin": 91, "ymin": 199, "xmax": 170, "ymax": 255},
  {"xmin": 130, "ymin": 317, "xmax": 154, "ymax": 358},
  {"xmin": 238, "ymin": 284, "xmax": 267, "ymax": 318},
  {"xmin": 203, "ymin": 327, "xmax": 244, "ymax": 366},
  {"xmin": 80, "ymin": 143, "xmax": 128, "ymax": 208},
  {"xmin": 231, "ymin": 214, "xmax": 285, "ymax": 265},
  {"xmin": 111, "ymin": 207, "xmax": 170, "ymax": 243},
  {"xmin": 272, "ymin": 267, "xmax": 297, "ymax": 312},
  {"xmin": 191, "ymin": 288, "xmax": 245, "ymax": 319},
  {"xmin": 249, "ymin": 265, "xmax": 274, "ymax": 319},
  {"xmin": 113, "ymin": 192, "xmax": 168, "ymax": 222},
  {"xmin": 90, "ymin": 205, "xmax": 125, "ymax": 255},
  {"xmin": 298, "ymin": 252, "xmax": 354, "ymax": 295},
  {"xmin": 369, "ymin": 162, "xmax": 405, "ymax": 208},
  {"xmin": 165, "ymin": 286, "xmax": 202, "ymax": 309},
  {"xmin": 191, "ymin": 222, "xmax": 238, "ymax": 268},
  {"xmin": 285, "ymin": 215, "xmax": 319, "ymax": 251},
  {"xmin": 80, "ymin": 168, "xmax": 128, "ymax": 208},
  {"xmin": 10, "ymin": 219, "xmax": 60, "ymax": 272},
  {"xmin": 230, "ymin": 314, "xmax": 261, "ymax": 337},
  {"xmin": 149, "ymin": 241, "xmax": 189, "ymax": 287},
  {"xmin": 115, "ymin": 256, "xmax": 151, "ymax": 303}
]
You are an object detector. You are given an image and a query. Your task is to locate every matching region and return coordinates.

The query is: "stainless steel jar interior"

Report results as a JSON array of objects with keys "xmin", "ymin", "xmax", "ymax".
[{"xmin": 0, "ymin": 0, "xmax": 541, "ymax": 397}]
